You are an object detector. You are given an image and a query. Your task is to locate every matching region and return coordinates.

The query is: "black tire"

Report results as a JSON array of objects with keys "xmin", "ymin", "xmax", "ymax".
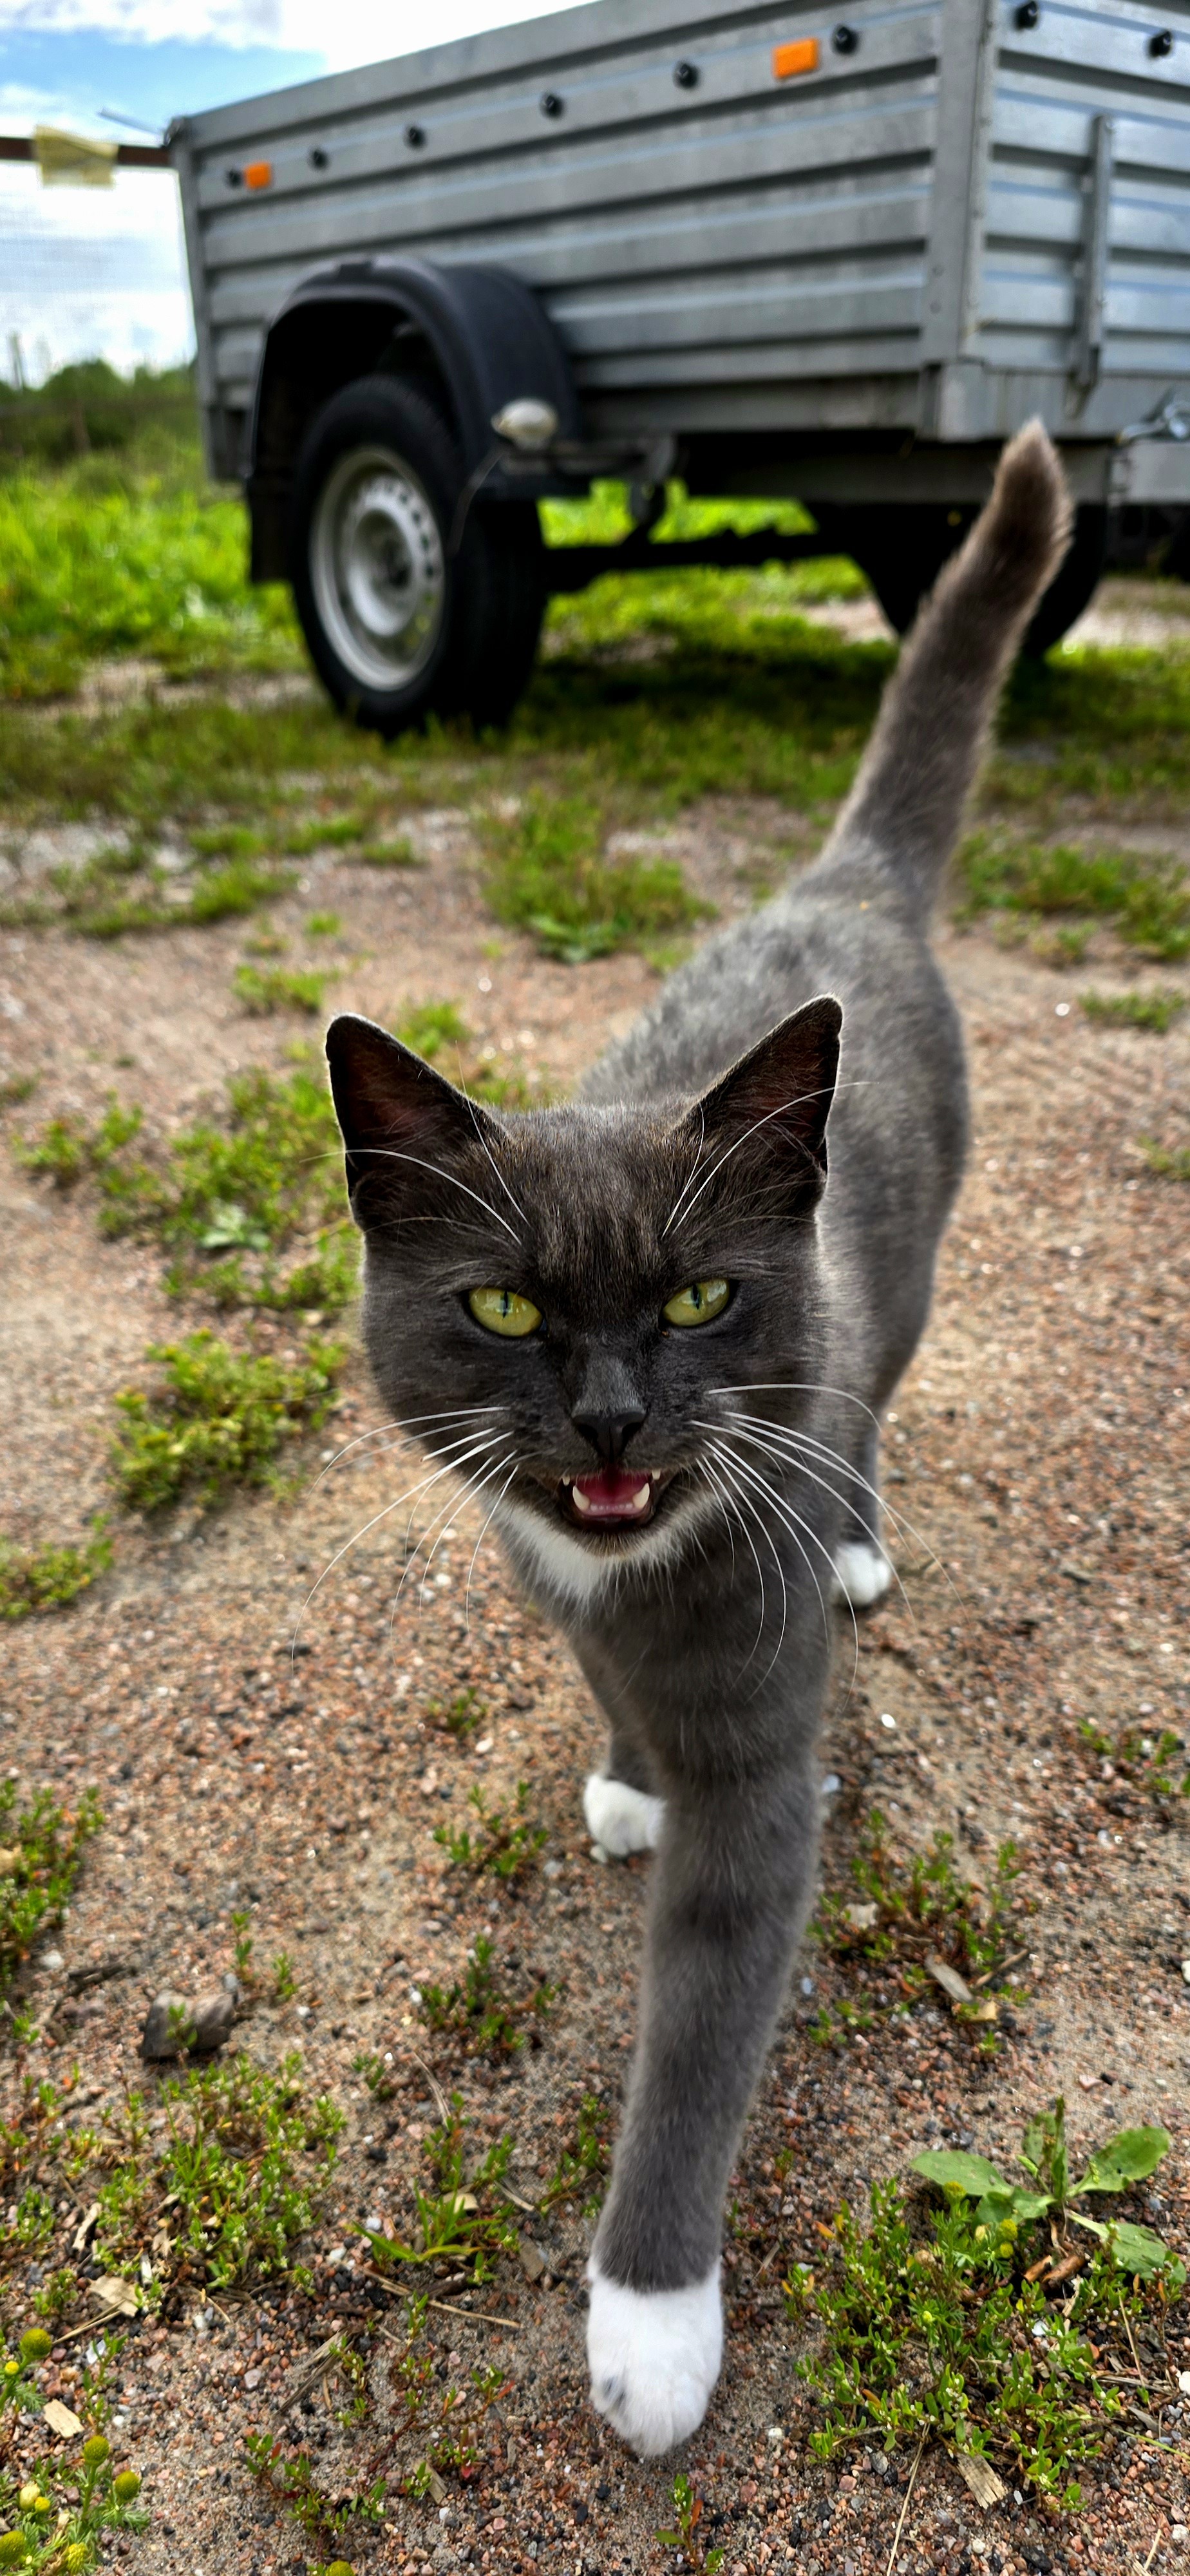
[
  {"xmin": 289, "ymin": 374, "xmax": 545, "ymax": 738},
  {"xmin": 851, "ymin": 501, "xmax": 1108, "ymax": 658}
]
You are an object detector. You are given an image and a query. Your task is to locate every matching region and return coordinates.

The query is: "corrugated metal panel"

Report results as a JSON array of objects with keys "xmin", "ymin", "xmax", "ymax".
[
  {"xmin": 976, "ymin": 0, "xmax": 1190, "ymax": 392},
  {"xmin": 180, "ymin": 0, "xmax": 942, "ymax": 426}
]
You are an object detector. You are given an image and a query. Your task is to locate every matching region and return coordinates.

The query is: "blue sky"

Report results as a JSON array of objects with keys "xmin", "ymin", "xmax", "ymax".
[{"xmin": 0, "ymin": 0, "xmax": 567, "ymax": 384}]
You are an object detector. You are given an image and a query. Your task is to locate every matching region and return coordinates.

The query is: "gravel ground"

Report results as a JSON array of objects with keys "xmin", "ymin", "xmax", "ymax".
[{"xmin": 0, "ymin": 614, "xmax": 1187, "ymax": 2576}]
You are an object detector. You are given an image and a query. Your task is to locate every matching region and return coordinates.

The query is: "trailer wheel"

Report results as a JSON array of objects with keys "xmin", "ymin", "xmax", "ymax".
[
  {"xmin": 289, "ymin": 375, "xmax": 545, "ymax": 736},
  {"xmin": 853, "ymin": 503, "xmax": 1108, "ymax": 658}
]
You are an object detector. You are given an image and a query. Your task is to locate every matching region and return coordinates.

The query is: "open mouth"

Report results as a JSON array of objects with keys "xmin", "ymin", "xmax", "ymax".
[{"xmin": 558, "ymin": 1466, "xmax": 661, "ymax": 1533}]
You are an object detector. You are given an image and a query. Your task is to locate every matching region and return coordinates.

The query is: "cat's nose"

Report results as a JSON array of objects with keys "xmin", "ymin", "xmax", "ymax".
[{"xmin": 572, "ymin": 1406, "xmax": 647, "ymax": 1464}]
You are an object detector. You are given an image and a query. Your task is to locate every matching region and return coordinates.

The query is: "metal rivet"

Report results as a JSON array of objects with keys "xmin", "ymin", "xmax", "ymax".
[
  {"xmin": 831, "ymin": 23, "xmax": 859, "ymax": 52},
  {"xmin": 308, "ymin": 146, "xmax": 328, "ymax": 170},
  {"xmin": 225, "ymin": 167, "xmax": 243, "ymax": 187},
  {"xmin": 403, "ymin": 122, "xmax": 425, "ymax": 148},
  {"xmin": 539, "ymin": 90, "xmax": 564, "ymax": 118},
  {"xmin": 673, "ymin": 59, "xmax": 699, "ymax": 88},
  {"xmin": 1014, "ymin": 0, "xmax": 1040, "ymax": 25},
  {"xmin": 1149, "ymin": 28, "xmax": 1173, "ymax": 55}
]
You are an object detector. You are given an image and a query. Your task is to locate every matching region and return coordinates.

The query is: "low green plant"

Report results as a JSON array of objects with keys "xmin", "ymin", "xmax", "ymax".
[
  {"xmin": 232, "ymin": 963, "xmax": 326, "ymax": 1016},
  {"xmin": 15, "ymin": 1096, "xmax": 141, "ymax": 1190},
  {"xmin": 245, "ymin": 2434, "xmax": 384, "ymax": 2554},
  {"xmin": 361, "ymin": 2097, "xmax": 516, "ymax": 2283},
  {"xmin": 356, "ymin": 835, "xmax": 420, "ymax": 867},
  {"xmin": 538, "ymin": 2093, "xmax": 612, "ymax": 2220},
  {"xmin": 1081, "ymin": 987, "xmax": 1185, "ymax": 1032},
  {"xmin": 231, "ymin": 1909, "xmax": 254, "ymax": 1984},
  {"xmin": 0, "ymin": 2339, "xmax": 146, "ymax": 2571},
  {"xmin": 0, "ymin": 1525, "xmax": 110, "ymax": 1622},
  {"xmin": 352, "ymin": 2049, "xmax": 395, "ymax": 2103},
  {"xmin": 427, "ymin": 1688, "xmax": 485, "ymax": 1741},
  {"xmin": 657, "ymin": 2472, "xmax": 724, "ymax": 2572},
  {"xmin": 0, "ymin": 1076, "xmax": 37, "ymax": 1110},
  {"xmin": 270, "ymin": 1950, "xmax": 297, "ymax": 2004},
  {"xmin": 433, "ymin": 1783, "xmax": 547, "ymax": 1884},
  {"xmin": 304, "ymin": 911, "xmax": 341, "ymax": 938},
  {"xmin": 111, "ymin": 1329, "xmax": 343, "ymax": 1513},
  {"xmin": 417, "ymin": 1934, "xmax": 556, "ymax": 2058},
  {"xmin": 804, "ymin": 2105, "xmax": 1184, "ymax": 2509},
  {"xmin": 914, "ymin": 2097, "xmax": 1185, "ymax": 2282},
  {"xmin": 1079, "ymin": 1714, "xmax": 1189, "ymax": 1805},
  {"xmin": 817, "ymin": 1809, "xmax": 1026, "ymax": 2049},
  {"xmin": 83, "ymin": 2050, "xmax": 343, "ymax": 2292},
  {"xmin": 0, "ymin": 1783, "xmax": 102, "ymax": 2007},
  {"xmin": 396, "ymin": 1000, "xmax": 469, "ymax": 1063},
  {"xmin": 956, "ymin": 833, "xmax": 1190, "ymax": 960},
  {"xmin": 478, "ymin": 793, "xmax": 712, "ymax": 962},
  {"xmin": 88, "ymin": 1061, "xmax": 354, "ymax": 1313},
  {"xmin": 1140, "ymin": 1135, "xmax": 1190, "ymax": 1181}
]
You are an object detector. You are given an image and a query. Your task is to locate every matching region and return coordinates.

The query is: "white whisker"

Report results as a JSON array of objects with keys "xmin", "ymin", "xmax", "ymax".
[
  {"xmin": 352, "ymin": 1146, "xmax": 521, "ymax": 1242},
  {"xmin": 705, "ymin": 1436, "xmax": 833, "ymax": 1667}
]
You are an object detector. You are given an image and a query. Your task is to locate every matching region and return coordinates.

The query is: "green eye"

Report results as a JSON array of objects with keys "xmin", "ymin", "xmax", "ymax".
[
  {"xmin": 663, "ymin": 1278, "xmax": 730, "ymax": 1328},
  {"xmin": 468, "ymin": 1286, "xmax": 542, "ymax": 1339}
]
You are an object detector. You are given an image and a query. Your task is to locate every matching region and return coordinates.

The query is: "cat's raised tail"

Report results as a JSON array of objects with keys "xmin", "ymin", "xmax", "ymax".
[{"xmin": 819, "ymin": 419, "xmax": 1072, "ymax": 920}]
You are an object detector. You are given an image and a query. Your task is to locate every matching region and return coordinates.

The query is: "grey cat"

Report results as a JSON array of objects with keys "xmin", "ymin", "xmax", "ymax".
[{"xmin": 326, "ymin": 423, "xmax": 1071, "ymax": 2457}]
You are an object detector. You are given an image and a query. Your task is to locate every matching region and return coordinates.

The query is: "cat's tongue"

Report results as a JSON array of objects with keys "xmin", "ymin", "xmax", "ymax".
[{"xmin": 568, "ymin": 1466, "xmax": 654, "ymax": 1526}]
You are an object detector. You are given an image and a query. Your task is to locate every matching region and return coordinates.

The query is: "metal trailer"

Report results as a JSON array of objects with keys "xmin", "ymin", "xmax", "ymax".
[{"xmin": 171, "ymin": 0, "xmax": 1190, "ymax": 736}]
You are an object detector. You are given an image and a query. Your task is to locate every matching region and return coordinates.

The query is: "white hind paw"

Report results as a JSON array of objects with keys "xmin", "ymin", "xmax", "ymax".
[
  {"xmin": 833, "ymin": 1540, "xmax": 892, "ymax": 1609},
  {"xmin": 587, "ymin": 2259, "xmax": 722, "ymax": 2456},
  {"xmin": 583, "ymin": 1773, "xmax": 665, "ymax": 1860}
]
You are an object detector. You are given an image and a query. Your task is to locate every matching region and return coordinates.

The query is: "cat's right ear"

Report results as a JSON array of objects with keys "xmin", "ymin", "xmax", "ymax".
[{"xmin": 325, "ymin": 1013, "xmax": 478, "ymax": 1223}]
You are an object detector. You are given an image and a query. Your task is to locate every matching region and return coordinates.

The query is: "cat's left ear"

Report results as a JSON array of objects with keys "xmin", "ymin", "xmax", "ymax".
[{"xmin": 690, "ymin": 996, "xmax": 842, "ymax": 1180}]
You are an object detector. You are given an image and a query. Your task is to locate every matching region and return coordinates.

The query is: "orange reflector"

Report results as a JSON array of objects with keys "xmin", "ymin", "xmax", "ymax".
[
  {"xmin": 244, "ymin": 160, "xmax": 273, "ymax": 190},
  {"xmin": 773, "ymin": 37, "xmax": 820, "ymax": 77}
]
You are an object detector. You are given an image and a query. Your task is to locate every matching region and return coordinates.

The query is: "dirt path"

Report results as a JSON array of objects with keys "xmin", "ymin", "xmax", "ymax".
[{"xmin": 0, "ymin": 698, "xmax": 1187, "ymax": 2576}]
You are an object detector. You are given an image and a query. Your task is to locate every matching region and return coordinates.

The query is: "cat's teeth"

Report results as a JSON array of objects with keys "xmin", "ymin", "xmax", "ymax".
[
  {"xmin": 572, "ymin": 1486, "xmax": 592, "ymax": 1515},
  {"xmin": 628, "ymin": 1485, "xmax": 651, "ymax": 1513}
]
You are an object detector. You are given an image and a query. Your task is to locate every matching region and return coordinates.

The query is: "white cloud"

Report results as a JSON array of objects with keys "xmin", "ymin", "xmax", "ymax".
[
  {"xmin": 0, "ymin": 162, "xmax": 193, "ymax": 381},
  {"xmin": 0, "ymin": 0, "xmax": 569, "ymax": 70}
]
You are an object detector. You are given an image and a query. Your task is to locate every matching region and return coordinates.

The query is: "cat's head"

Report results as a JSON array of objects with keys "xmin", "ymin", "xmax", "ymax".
[{"xmin": 325, "ymin": 998, "xmax": 840, "ymax": 1605}]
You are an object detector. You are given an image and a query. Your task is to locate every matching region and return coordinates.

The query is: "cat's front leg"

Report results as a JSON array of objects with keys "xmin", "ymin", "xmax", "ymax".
[{"xmin": 586, "ymin": 1750, "xmax": 818, "ymax": 2454}]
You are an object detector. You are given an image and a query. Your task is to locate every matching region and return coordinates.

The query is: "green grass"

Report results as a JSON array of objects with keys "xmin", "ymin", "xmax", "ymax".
[
  {"xmin": 0, "ymin": 1527, "xmax": 111, "ymax": 1622},
  {"xmin": 232, "ymin": 962, "xmax": 328, "ymax": 1016},
  {"xmin": 303, "ymin": 909, "xmax": 341, "ymax": 937},
  {"xmin": 111, "ymin": 1330, "xmax": 343, "ymax": 1514},
  {"xmin": 0, "ymin": 448, "xmax": 299, "ymax": 699},
  {"xmin": 1081, "ymin": 987, "xmax": 1185, "ymax": 1031},
  {"xmin": 802, "ymin": 2103, "xmax": 1184, "ymax": 2510},
  {"xmin": 478, "ymin": 791, "xmax": 713, "ymax": 961},
  {"xmin": 83, "ymin": 1060, "xmax": 352, "ymax": 1313},
  {"xmin": 0, "ymin": 1781, "xmax": 102, "ymax": 2007},
  {"xmin": 956, "ymin": 833, "xmax": 1190, "ymax": 960}
]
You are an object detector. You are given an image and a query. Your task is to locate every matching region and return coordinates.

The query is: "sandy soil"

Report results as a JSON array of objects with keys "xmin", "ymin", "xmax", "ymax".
[{"xmin": 0, "ymin": 622, "xmax": 1188, "ymax": 2576}]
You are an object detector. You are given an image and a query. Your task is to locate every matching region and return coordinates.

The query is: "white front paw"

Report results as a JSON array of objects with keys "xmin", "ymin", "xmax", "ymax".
[
  {"xmin": 833, "ymin": 1539, "xmax": 892, "ymax": 1609},
  {"xmin": 583, "ymin": 1772, "xmax": 665, "ymax": 1859},
  {"xmin": 586, "ymin": 2258, "xmax": 722, "ymax": 2457}
]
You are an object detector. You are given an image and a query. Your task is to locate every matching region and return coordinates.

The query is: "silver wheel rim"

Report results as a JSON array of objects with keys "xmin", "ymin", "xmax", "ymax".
[{"xmin": 309, "ymin": 443, "xmax": 446, "ymax": 693}]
